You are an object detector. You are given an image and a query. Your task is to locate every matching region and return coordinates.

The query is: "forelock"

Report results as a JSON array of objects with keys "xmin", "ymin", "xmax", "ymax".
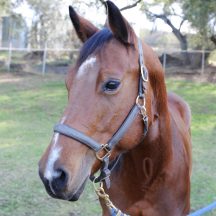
[{"xmin": 77, "ymin": 28, "xmax": 113, "ymax": 66}]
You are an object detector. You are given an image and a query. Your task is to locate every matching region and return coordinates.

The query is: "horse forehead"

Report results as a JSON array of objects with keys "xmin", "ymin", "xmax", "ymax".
[{"xmin": 76, "ymin": 56, "xmax": 97, "ymax": 79}]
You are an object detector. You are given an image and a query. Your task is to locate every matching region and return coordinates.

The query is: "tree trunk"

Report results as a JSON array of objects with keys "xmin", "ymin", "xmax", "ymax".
[
  {"xmin": 210, "ymin": 34, "xmax": 216, "ymax": 46},
  {"xmin": 146, "ymin": 11, "xmax": 191, "ymax": 65},
  {"xmin": 155, "ymin": 14, "xmax": 190, "ymax": 64},
  {"xmin": 177, "ymin": 34, "xmax": 190, "ymax": 65}
]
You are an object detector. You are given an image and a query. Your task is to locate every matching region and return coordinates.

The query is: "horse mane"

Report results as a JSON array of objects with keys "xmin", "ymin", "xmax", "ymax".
[
  {"xmin": 77, "ymin": 28, "xmax": 113, "ymax": 66},
  {"xmin": 145, "ymin": 46, "xmax": 169, "ymax": 115},
  {"xmin": 77, "ymin": 26, "xmax": 137, "ymax": 67},
  {"xmin": 144, "ymin": 44, "xmax": 173, "ymax": 169}
]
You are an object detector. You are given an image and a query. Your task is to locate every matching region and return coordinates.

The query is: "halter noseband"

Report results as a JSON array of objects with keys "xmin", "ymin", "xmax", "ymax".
[{"xmin": 53, "ymin": 38, "xmax": 148, "ymax": 188}]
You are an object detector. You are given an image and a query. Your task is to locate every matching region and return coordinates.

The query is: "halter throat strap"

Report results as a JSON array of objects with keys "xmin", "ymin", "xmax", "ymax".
[{"xmin": 53, "ymin": 38, "xmax": 148, "ymax": 188}]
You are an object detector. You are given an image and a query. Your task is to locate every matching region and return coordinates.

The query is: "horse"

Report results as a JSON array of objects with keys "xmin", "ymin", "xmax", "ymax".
[{"xmin": 38, "ymin": 1, "xmax": 192, "ymax": 215}]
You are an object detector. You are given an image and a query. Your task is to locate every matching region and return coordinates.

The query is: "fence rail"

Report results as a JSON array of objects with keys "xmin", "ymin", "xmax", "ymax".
[{"xmin": 0, "ymin": 45, "xmax": 214, "ymax": 75}]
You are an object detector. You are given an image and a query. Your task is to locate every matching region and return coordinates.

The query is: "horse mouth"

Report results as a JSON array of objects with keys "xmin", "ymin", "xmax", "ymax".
[
  {"xmin": 68, "ymin": 177, "xmax": 88, "ymax": 201},
  {"xmin": 41, "ymin": 173, "xmax": 88, "ymax": 201}
]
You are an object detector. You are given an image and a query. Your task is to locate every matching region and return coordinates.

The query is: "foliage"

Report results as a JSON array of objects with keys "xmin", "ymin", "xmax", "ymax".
[
  {"xmin": 0, "ymin": 0, "xmax": 11, "ymax": 15},
  {"xmin": 182, "ymin": 0, "xmax": 216, "ymax": 48},
  {"xmin": 22, "ymin": 0, "xmax": 105, "ymax": 48},
  {"xmin": 208, "ymin": 50, "xmax": 216, "ymax": 65},
  {"xmin": 25, "ymin": 0, "xmax": 66, "ymax": 48},
  {"xmin": 188, "ymin": 34, "xmax": 213, "ymax": 50},
  {"xmin": 2, "ymin": 0, "xmax": 216, "ymax": 53},
  {"xmin": 139, "ymin": 0, "xmax": 192, "ymax": 63},
  {"xmin": 140, "ymin": 28, "xmax": 180, "ymax": 49},
  {"xmin": 141, "ymin": 0, "xmax": 216, "ymax": 49}
]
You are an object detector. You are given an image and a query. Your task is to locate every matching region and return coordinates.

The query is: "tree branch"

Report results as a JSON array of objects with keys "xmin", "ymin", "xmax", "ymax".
[
  {"xmin": 179, "ymin": 18, "xmax": 186, "ymax": 31},
  {"xmin": 120, "ymin": 0, "xmax": 142, "ymax": 11},
  {"xmin": 98, "ymin": 0, "xmax": 105, "ymax": 4},
  {"xmin": 145, "ymin": 9, "xmax": 187, "ymax": 49},
  {"xmin": 97, "ymin": 0, "xmax": 142, "ymax": 11}
]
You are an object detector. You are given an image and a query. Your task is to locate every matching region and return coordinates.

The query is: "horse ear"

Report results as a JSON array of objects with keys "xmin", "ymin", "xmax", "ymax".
[
  {"xmin": 106, "ymin": 1, "xmax": 135, "ymax": 44},
  {"xmin": 69, "ymin": 6, "xmax": 99, "ymax": 43}
]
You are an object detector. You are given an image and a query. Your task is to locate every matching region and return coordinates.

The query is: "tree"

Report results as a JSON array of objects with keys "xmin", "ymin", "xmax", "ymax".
[
  {"xmin": 182, "ymin": 0, "xmax": 216, "ymax": 47},
  {"xmin": 76, "ymin": 0, "xmax": 190, "ymax": 63},
  {"xmin": 25, "ymin": 0, "xmax": 64, "ymax": 48},
  {"xmin": 0, "ymin": 0, "xmax": 11, "ymax": 15},
  {"xmin": 25, "ymin": 0, "xmax": 99, "ymax": 48},
  {"xmin": 96, "ymin": 0, "xmax": 189, "ymax": 52},
  {"xmin": 140, "ymin": 0, "xmax": 191, "ymax": 63}
]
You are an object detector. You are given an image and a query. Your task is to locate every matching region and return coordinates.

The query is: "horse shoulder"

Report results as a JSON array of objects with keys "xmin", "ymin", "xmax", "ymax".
[
  {"xmin": 167, "ymin": 92, "xmax": 191, "ymax": 131},
  {"xmin": 167, "ymin": 91, "xmax": 192, "ymax": 175}
]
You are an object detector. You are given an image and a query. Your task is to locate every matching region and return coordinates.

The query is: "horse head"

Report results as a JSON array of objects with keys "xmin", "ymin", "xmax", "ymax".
[{"xmin": 38, "ymin": 1, "xmax": 157, "ymax": 201}]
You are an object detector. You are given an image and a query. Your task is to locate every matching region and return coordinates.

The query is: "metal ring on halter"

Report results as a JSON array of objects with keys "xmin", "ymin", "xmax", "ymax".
[
  {"xmin": 95, "ymin": 144, "xmax": 111, "ymax": 161},
  {"xmin": 136, "ymin": 95, "xmax": 147, "ymax": 119},
  {"xmin": 141, "ymin": 65, "xmax": 148, "ymax": 82},
  {"xmin": 136, "ymin": 95, "xmax": 146, "ymax": 110}
]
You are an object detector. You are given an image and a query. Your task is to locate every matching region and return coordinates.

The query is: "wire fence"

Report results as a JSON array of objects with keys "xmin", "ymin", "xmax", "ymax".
[
  {"xmin": 158, "ymin": 49, "xmax": 214, "ymax": 76},
  {"xmin": 0, "ymin": 43, "xmax": 215, "ymax": 76}
]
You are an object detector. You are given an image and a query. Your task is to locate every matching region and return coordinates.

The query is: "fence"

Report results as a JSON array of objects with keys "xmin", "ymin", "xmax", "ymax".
[
  {"xmin": 157, "ymin": 49, "xmax": 213, "ymax": 75},
  {"xmin": 0, "ymin": 44, "xmax": 214, "ymax": 76}
]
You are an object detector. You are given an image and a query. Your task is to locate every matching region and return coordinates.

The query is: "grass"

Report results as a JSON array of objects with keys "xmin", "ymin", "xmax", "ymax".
[{"xmin": 0, "ymin": 71, "xmax": 216, "ymax": 215}]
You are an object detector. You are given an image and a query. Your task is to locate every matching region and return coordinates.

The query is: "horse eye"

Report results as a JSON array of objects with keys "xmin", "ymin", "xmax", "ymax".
[{"xmin": 103, "ymin": 80, "xmax": 121, "ymax": 92}]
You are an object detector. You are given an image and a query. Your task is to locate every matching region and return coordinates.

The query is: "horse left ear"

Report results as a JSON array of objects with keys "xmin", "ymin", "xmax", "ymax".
[
  {"xmin": 106, "ymin": 1, "xmax": 135, "ymax": 44},
  {"xmin": 69, "ymin": 6, "xmax": 99, "ymax": 43}
]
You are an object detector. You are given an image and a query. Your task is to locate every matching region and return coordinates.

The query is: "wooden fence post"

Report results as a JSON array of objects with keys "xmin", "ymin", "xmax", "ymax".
[
  {"xmin": 7, "ymin": 41, "xmax": 12, "ymax": 72},
  {"xmin": 42, "ymin": 42, "xmax": 47, "ymax": 75},
  {"xmin": 201, "ymin": 50, "xmax": 205, "ymax": 75}
]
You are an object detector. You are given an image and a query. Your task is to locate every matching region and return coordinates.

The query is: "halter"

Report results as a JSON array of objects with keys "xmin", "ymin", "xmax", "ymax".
[{"xmin": 53, "ymin": 39, "xmax": 148, "ymax": 188}]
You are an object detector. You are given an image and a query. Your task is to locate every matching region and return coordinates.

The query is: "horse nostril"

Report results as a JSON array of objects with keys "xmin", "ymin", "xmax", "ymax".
[{"xmin": 51, "ymin": 168, "xmax": 68, "ymax": 193}]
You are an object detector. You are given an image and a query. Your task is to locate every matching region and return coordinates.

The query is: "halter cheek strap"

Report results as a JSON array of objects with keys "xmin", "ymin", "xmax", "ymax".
[{"xmin": 53, "ymin": 38, "xmax": 148, "ymax": 188}]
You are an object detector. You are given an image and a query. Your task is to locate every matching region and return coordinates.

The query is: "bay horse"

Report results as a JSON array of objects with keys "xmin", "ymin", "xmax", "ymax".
[{"xmin": 38, "ymin": 1, "xmax": 192, "ymax": 215}]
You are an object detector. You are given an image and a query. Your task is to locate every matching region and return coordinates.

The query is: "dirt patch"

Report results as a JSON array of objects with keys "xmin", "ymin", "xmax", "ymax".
[{"xmin": 0, "ymin": 71, "xmax": 65, "ymax": 90}]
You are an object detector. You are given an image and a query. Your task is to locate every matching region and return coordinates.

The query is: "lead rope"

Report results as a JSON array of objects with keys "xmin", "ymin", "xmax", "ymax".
[{"xmin": 93, "ymin": 180, "xmax": 129, "ymax": 216}]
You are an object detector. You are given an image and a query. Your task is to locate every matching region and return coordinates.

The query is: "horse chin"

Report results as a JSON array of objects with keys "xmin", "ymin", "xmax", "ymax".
[{"xmin": 68, "ymin": 177, "xmax": 88, "ymax": 201}]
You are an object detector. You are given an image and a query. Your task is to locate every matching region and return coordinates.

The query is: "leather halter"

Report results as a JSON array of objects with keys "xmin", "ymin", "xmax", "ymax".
[{"xmin": 53, "ymin": 39, "xmax": 148, "ymax": 188}]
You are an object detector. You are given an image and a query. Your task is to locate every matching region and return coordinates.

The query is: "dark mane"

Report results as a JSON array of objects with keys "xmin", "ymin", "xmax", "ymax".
[{"xmin": 77, "ymin": 28, "xmax": 113, "ymax": 65}]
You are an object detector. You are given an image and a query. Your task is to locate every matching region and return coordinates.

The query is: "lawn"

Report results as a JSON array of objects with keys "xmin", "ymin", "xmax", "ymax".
[{"xmin": 0, "ymin": 71, "xmax": 216, "ymax": 216}]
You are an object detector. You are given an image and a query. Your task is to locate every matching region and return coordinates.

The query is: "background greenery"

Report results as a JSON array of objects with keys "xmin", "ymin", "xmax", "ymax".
[{"xmin": 0, "ymin": 71, "xmax": 216, "ymax": 215}]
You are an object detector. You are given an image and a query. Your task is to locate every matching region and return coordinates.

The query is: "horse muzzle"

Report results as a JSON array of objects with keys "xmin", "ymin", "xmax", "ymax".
[{"xmin": 38, "ymin": 166, "xmax": 88, "ymax": 201}]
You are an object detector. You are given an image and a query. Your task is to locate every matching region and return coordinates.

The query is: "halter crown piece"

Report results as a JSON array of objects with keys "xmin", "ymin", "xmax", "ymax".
[{"xmin": 53, "ymin": 38, "xmax": 148, "ymax": 216}]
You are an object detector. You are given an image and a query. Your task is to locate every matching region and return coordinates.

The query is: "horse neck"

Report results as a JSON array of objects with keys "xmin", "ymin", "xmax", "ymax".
[
  {"xmin": 118, "ymin": 78, "xmax": 172, "ymax": 192},
  {"xmin": 122, "ymin": 45, "xmax": 172, "ymax": 183},
  {"xmin": 147, "ymin": 46, "xmax": 173, "ymax": 167}
]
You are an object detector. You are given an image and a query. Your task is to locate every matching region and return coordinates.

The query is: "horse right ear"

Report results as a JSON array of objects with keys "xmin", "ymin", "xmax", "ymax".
[
  {"xmin": 105, "ymin": 1, "xmax": 135, "ymax": 44},
  {"xmin": 69, "ymin": 6, "xmax": 99, "ymax": 43}
]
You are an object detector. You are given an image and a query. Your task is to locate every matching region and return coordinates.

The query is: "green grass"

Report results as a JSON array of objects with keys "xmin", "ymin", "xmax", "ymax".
[{"xmin": 0, "ymin": 72, "xmax": 216, "ymax": 215}]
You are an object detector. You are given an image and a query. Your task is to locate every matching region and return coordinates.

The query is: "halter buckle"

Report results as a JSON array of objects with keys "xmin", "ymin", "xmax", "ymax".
[
  {"xmin": 136, "ymin": 95, "xmax": 146, "ymax": 110},
  {"xmin": 96, "ymin": 144, "xmax": 111, "ymax": 161},
  {"xmin": 136, "ymin": 95, "xmax": 147, "ymax": 120}
]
